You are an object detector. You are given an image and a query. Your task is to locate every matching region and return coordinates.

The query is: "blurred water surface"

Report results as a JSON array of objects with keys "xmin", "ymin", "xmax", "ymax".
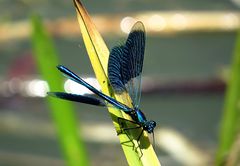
[{"xmin": 0, "ymin": 0, "xmax": 238, "ymax": 165}]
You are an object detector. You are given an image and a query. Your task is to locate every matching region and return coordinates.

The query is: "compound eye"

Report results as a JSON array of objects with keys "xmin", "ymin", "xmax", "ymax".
[
  {"xmin": 151, "ymin": 121, "xmax": 156, "ymax": 127},
  {"xmin": 149, "ymin": 121, "xmax": 156, "ymax": 128}
]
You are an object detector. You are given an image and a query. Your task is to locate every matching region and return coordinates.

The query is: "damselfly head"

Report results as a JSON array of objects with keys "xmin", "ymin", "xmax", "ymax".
[{"xmin": 144, "ymin": 120, "xmax": 156, "ymax": 133}]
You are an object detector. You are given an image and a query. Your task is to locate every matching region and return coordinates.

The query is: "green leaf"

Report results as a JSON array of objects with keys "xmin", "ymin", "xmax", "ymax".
[
  {"xmin": 216, "ymin": 29, "xmax": 240, "ymax": 165},
  {"xmin": 31, "ymin": 15, "xmax": 89, "ymax": 166}
]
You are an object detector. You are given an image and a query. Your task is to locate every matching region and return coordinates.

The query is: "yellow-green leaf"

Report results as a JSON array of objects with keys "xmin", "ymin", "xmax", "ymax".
[{"xmin": 73, "ymin": 0, "xmax": 161, "ymax": 165}]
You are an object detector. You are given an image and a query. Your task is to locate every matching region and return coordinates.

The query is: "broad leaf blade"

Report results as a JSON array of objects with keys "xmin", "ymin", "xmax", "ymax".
[{"xmin": 73, "ymin": 0, "xmax": 160, "ymax": 165}]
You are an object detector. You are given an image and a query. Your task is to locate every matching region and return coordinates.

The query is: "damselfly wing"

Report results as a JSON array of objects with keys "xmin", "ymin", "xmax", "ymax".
[{"xmin": 108, "ymin": 21, "xmax": 145, "ymax": 109}]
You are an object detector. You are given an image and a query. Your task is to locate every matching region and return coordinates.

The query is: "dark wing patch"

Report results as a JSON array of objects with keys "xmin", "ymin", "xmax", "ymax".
[
  {"xmin": 108, "ymin": 46, "xmax": 126, "ymax": 93},
  {"xmin": 122, "ymin": 23, "xmax": 145, "ymax": 83},
  {"xmin": 48, "ymin": 92, "xmax": 106, "ymax": 106},
  {"xmin": 108, "ymin": 21, "xmax": 145, "ymax": 107}
]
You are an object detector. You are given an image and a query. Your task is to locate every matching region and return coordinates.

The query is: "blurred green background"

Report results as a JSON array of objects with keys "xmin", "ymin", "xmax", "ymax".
[{"xmin": 1, "ymin": 0, "xmax": 240, "ymax": 166}]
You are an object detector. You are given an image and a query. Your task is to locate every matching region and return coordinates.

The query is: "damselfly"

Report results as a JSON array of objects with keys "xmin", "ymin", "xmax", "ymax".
[{"xmin": 48, "ymin": 21, "xmax": 156, "ymax": 140}]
